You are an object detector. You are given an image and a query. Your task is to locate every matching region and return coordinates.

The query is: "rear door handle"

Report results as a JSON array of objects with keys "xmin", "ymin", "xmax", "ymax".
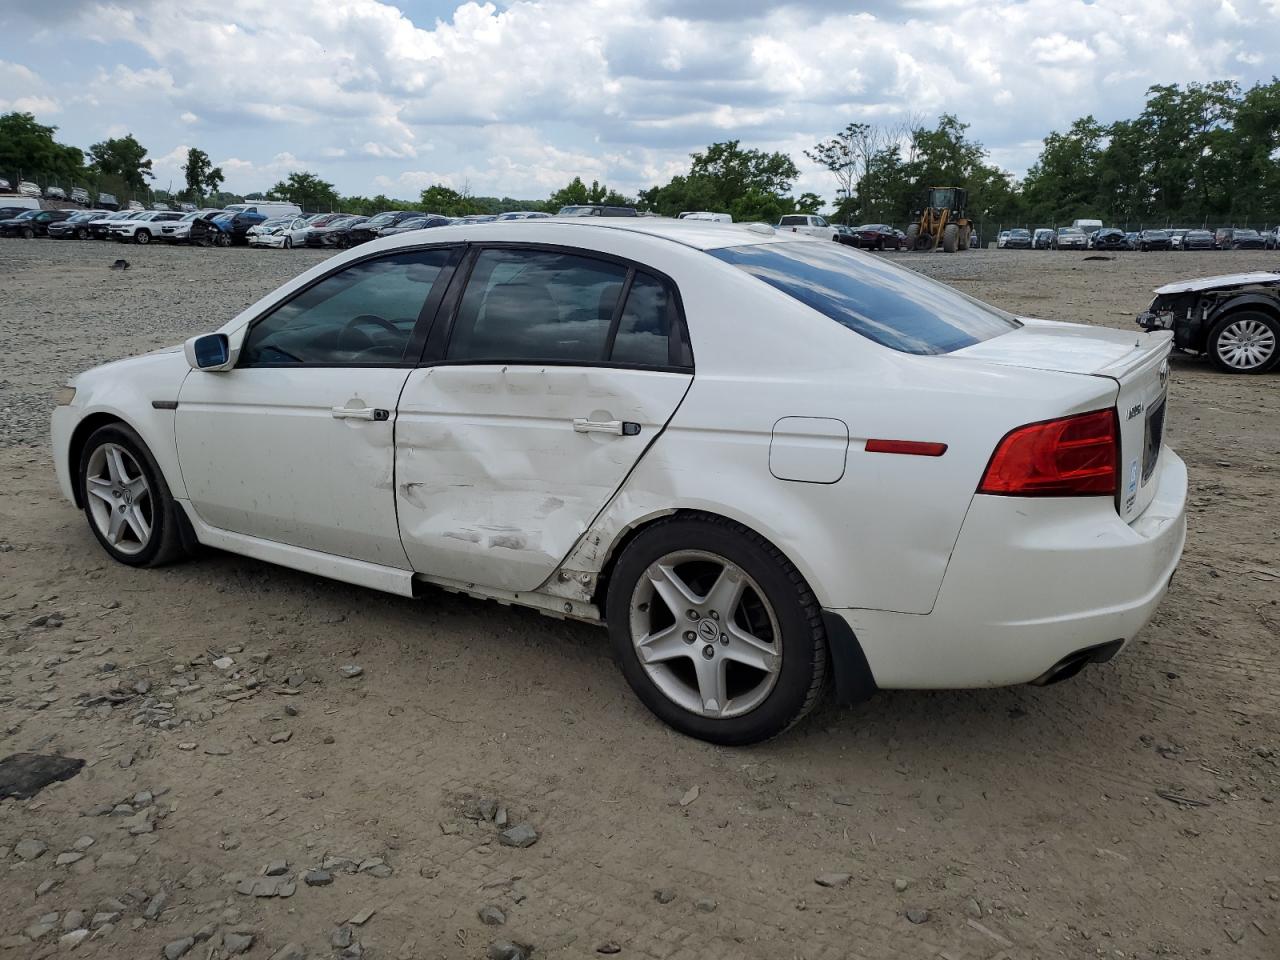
[
  {"xmin": 332, "ymin": 406, "xmax": 389, "ymax": 421},
  {"xmin": 573, "ymin": 418, "xmax": 640, "ymax": 436}
]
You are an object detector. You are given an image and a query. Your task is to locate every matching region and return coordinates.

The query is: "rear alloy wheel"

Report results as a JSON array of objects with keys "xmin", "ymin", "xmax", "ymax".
[
  {"xmin": 21, "ymin": 227, "xmax": 34, "ymax": 239},
  {"xmin": 606, "ymin": 515, "xmax": 827, "ymax": 744},
  {"xmin": 79, "ymin": 423, "xmax": 188, "ymax": 567},
  {"xmin": 134, "ymin": 230, "xmax": 151, "ymax": 245},
  {"xmin": 1207, "ymin": 311, "xmax": 1280, "ymax": 374}
]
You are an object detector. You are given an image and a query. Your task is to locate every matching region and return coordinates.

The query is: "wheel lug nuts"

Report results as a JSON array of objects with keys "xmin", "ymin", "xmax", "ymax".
[
  {"xmin": 719, "ymin": 634, "xmax": 728, "ymax": 645},
  {"xmin": 683, "ymin": 631, "xmax": 696, "ymax": 643},
  {"xmin": 686, "ymin": 609, "xmax": 699, "ymax": 621},
  {"xmin": 709, "ymin": 610, "xmax": 719, "ymax": 620},
  {"xmin": 701, "ymin": 645, "xmax": 714, "ymax": 659}
]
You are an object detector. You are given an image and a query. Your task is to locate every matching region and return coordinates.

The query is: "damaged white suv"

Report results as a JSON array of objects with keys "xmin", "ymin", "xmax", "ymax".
[{"xmin": 51, "ymin": 219, "xmax": 1187, "ymax": 743}]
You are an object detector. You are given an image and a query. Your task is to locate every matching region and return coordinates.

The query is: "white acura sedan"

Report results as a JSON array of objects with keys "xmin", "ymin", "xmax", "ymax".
[{"xmin": 51, "ymin": 219, "xmax": 1187, "ymax": 744}]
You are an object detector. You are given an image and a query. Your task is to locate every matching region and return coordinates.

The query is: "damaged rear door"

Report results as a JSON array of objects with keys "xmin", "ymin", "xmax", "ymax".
[{"xmin": 395, "ymin": 245, "xmax": 693, "ymax": 592}]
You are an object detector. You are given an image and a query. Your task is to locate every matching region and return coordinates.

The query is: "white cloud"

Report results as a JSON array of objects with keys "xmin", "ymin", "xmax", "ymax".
[{"xmin": 1, "ymin": 0, "xmax": 1277, "ymax": 202}]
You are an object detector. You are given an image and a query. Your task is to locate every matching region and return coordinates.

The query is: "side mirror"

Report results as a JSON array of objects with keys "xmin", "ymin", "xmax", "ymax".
[{"xmin": 184, "ymin": 333, "xmax": 237, "ymax": 371}]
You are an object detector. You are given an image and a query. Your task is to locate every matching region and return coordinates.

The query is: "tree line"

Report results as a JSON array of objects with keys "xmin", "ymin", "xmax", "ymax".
[{"xmin": 3, "ymin": 78, "xmax": 1277, "ymax": 227}]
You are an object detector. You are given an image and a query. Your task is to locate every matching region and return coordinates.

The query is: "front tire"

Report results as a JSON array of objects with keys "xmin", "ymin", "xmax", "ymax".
[
  {"xmin": 78, "ymin": 423, "xmax": 188, "ymax": 567},
  {"xmin": 1207, "ymin": 311, "xmax": 1280, "ymax": 374},
  {"xmin": 605, "ymin": 514, "xmax": 827, "ymax": 745},
  {"xmin": 284, "ymin": 236, "xmax": 292, "ymax": 249},
  {"xmin": 134, "ymin": 230, "xmax": 151, "ymax": 245},
  {"xmin": 21, "ymin": 227, "xmax": 34, "ymax": 239}
]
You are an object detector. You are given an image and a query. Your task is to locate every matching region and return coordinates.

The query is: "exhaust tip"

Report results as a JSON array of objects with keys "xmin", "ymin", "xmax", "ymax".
[{"xmin": 1031, "ymin": 639, "xmax": 1125, "ymax": 686}]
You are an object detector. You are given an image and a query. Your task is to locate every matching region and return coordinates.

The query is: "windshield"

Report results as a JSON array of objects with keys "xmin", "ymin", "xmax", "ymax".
[
  {"xmin": 1234, "ymin": 229, "xmax": 1259, "ymax": 238},
  {"xmin": 1010, "ymin": 229, "xmax": 1030, "ymax": 237},
  {"xmin": 1144, "ymin": 230, "xmax": 1169, "ymax": 239},
  {"xmin": 15, "ymin": 210, "xmax": 41, "ymax": 220},
  {"xmin": 710, "ymin": 241, "xmax": 1019, "ymax": 355},
  {"xmin": 558, "ymin": 206, "xmax": 599, "ymax": 217},
  {"xmin": 1058, "ymin": 227, "xmax": 1083, "ymax": 235},
  {"xmin": 367, "ymin": 213, "xmax": 398, "ymax": 226}
]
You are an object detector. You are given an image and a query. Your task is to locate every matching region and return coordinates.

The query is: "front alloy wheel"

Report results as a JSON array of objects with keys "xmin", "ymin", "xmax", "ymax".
[
  {"xmin": 607, "ymin": 515, "xmax": 828, "ymax": 744},
  {"xmin": 1208, "ymin": 312, "xmax": 1279, "ymax": 373}
]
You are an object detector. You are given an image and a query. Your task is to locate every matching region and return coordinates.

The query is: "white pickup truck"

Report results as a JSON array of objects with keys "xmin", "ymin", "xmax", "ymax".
[{"xmin": 776, "ymin": 214, "xmax": 838, "ymax": 241}]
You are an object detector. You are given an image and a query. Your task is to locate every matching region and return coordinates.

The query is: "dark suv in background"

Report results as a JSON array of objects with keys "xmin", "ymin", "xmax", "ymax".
[
  {"xmin": 1216, "ymin": 228, "xmax": 1265, "ymax": 250},
  {"xmin": 1138, "ymin": 229, "xmax": 1172, "ymax": 251},
  {"xmin": 1091, "ymin": 228, "xmax": 1129, "ymax": 251},
  {"xmin": 0, "ymin": 209, "xmax": 73, "ymax": 238}
]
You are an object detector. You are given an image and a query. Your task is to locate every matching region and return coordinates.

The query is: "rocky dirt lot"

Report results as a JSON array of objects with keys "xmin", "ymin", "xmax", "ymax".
[{"xmin": 1, "ymin": 239, "xmax": 1277, "ymax": 960}]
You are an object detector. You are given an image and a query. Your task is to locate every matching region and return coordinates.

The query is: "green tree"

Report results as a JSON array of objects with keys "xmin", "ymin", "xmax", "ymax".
[
  {"xmin": 1021, "ymin": 116, "xmax": 1107, "ymax": 223},
  {"xmin": 267, "ymin": 171, "xmax": 339, "ymax": 212},
  {"xmin": 182, "ymin": 147, "xmax": 224, "ymax": 202},
  {"xmin": 88, "ymin": 134, "xmax": 153, "ymax": 194},
  {"xmin": 0, "ymin": 112, "xmax": 85, "ymax": 187},
  {"xmin": 639, "ymin": 140, "xmax": 799, "ymax": 222},
  {"xmin": 420, "ymin": 183, "xmax": 478, "ymax": 217},
  {"xmin": 547, "ymin": 176, "xmax": 633, "ymax": 210},
  {"xmin": 794, "ymin": 192, "xmax": 824, "ymax": 213}
]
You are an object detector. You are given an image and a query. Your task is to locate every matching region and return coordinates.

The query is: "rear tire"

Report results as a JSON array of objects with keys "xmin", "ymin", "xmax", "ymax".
[
  {"xmin": 905, "ymin": 223, "xmax": 920, "ymax": 250},
  {"xmin": 76, "ymin": 228, "xmax": 88, "ymax": 240},
  {"xmin": 21, "ymin": 227, "xmax": 34, "ymax": 239},
  {"xmin": 605, "ymin": 514, "xmax": 828, "ymax": 745},
  {"xmin": 78, "ymin": 423, "xmax": 189, "ymax": 567},
  {"xmin": 134, "ymin": 230, "xmax": 151, "ymax": 245},
  {"xmin": 942, "ymin": 224, "xmax": 959, "ymax": 253},
  {"xmin": 1206, "ymin": 311, "xmax": 1280, "ymax": 374}
]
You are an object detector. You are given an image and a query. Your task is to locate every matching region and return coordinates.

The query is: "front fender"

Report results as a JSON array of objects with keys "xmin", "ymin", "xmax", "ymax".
[
  {"xmin": 1206, "ymin": 292, "xmax": 1280, "ymax": 325},
  {"xmin": 54, "ymin": 350, "xmax": 191, "ymax": 506}
]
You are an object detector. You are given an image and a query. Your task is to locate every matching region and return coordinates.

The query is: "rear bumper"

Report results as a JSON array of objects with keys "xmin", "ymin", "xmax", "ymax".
[{"xmin": 833, "ymin": 449, "xmax": 1187, "ymax": 689}]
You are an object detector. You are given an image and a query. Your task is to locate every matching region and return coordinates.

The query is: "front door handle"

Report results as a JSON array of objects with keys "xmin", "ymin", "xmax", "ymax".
[
  {"xmin": 332, "ymin": 406, "xmax": 389, "ymax": 421},
  {"xmin": 573, "ymin": 418, "xmax": 640, "ymax": 436}
]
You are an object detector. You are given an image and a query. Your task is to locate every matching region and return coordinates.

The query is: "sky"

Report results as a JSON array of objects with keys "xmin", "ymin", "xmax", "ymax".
[{"xmin": 2, "ymin": 0, "xmax": 1277, "ymax": 203}]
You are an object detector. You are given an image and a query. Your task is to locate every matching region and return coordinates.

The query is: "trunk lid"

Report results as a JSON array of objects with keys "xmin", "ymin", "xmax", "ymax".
[{"xmin": 953, "ymin": 319, "xmax": 1173, "ymax": 523}]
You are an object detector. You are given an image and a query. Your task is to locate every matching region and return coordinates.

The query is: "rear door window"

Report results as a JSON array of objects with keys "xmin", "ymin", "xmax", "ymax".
[{"xmin": 710, "ymin": 241, "xmax": 1019, "ymax": 355}]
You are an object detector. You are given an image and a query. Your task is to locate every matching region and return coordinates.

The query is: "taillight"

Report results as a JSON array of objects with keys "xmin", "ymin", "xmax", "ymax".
[{"xmin": 978, "ymin": 409, "xmax": 1118, "ymax": 496}]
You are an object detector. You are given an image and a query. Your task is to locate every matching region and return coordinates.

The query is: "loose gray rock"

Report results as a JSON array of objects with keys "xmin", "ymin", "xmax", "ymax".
[
  {"xmin": 269, "ymin": 730, "xmax": 292, "ymax": 744},
  {"xmin": 36, "ymin": 878, "xmax": 60, "ymax": 896},
  {"xmin": 55, "ymin": 851, "xmax": 85, "ymax": 866},
  {"xmin": 331, "ymin": 927, "xmax": 353, "ymax": 949},
  {"xmin": 62, "ymin": 910, "xmax": 85, "ymax": 932},
  {"xmin": 964, "ymin": 897, "xmax": 982, "ymax": 919},
  {"xmin": 695, "ymin": 898, "xmax": 717, "ymax": 913},
  {"xmin": 73, "ymin": 835, "xmax": 97, "ymax": 850},
  {"xmin": 654, "ymin": 888, "xmax": 676, "ymax": 904},
  {"xmin": 478, "ymin": 905, "xmax": 507, "ymax": 926},
  {"xmin": 59, "ymin": 929, "xmax": 89, "ymax": 950},
  {"xmin": 893, "ymin": 878, "xmax": 910, "ymax": 892},
  {"xmin": 264, "ymin": 860, "xmax": 289, "ymax": 876},
  {"xmin": 163, "ymin": 936, "xmax": 195, "ymax": 959},
  {"xmin": 486, "ymin": 941, "xmax": 531, "ymax": 960},
  {"xmin": 499, "ymin": 823, "xmax": 539, "ymax": 848},
  {"xmin": 339, "ymin": 665, "xmax": 363, "ymax": 679},
  {"xmin": 97, "ymin": 851, "xmax": 139, "ymax": 868},
  {"xmin": 304, "ymin": 869, "xmax": 332, "ymax": 886},
  {"xmin": 815, "ymin": 872, "xmax": 852, "ymax": 888},
  {"xmin": 90, "ymin": 912, "xmax": 119, "ymax": 929},
  {"xmin": 143, "ymin": 890, "xmax": 168, "ymax": 920},
  {"xmin": 905, "ymin": 907, "xmax": 929, "ymax": 924},
  {"xmin": 15, "ymin": 838, "xmax": 48, "ymax": 860},
  {"xmin": 478, "ymin": 797, "xmax": 499, "ymax": 821},
  {"xmin": 223, "ymin": 931, "xmax": 255, "ymax": 955},
  {"xmin": 597, "ymin": 943, "xmax": 621, "ymax": 955}
]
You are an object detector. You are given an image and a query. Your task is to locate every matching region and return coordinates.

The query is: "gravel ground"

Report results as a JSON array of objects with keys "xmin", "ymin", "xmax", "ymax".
[{"xmin": 1, "ymin": 238, "xmax": 1278, "ymax": 960}]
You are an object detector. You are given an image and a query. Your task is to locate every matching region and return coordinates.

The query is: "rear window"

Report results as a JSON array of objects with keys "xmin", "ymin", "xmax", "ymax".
[{"xmin": 709, "ymin": 241, "xmax": 1019, "ymax": 355}]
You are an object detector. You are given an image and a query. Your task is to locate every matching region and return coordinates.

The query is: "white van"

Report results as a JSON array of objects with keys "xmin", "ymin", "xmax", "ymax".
[
  {"xmin": 224, "ymin": 201, "xmax": 303, "ymax": 219},
  {"xmin": 0, "ymin": 195, "xmax": 43, "ymax": 212},
  {"xmin": 678, "ymin": 211, "xmax": 733, "ymax": 223}
]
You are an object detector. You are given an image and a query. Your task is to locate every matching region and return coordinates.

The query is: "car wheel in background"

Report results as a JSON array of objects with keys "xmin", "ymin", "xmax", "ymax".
[
  {"xmin": 76, "ymin": 228, "xmax": 88, "ymax": 240},
  {"xmin": 134, "ymin": 230, "xmax": 151, "ymax": 245},
  {"xmin": 605, "ymin": 514, "xmax": 828, "ymax": 745},
  {"xmin": 77, "ymin": 423, "xmax": 189, "ymax": 567},
  {"xmin": 284, "ymin": 237, "xmax": 292, "ymax": 249},
  {"xmin": 1207, "ymin": 311, "xmax": 1280, "ymax": 374},
  {"xmin": 21, "ymin": 227, "xmax": 34, "ymax": 239}
]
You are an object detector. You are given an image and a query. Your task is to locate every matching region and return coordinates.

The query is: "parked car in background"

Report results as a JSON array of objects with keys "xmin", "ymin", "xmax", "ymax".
[
  {"xmin": 1264, "ymin": 227, "xmax": 1279, "ymax": 250},
  {"xmin": 1092, "ymin": 228, "xmax": 1129, "ymax": 252},
  {"xmin": 0, "ymin": 194, "xmax": 42, "ymax": 212},
  {"xmin": 557, "ymin": 204, "xmax": 637, "ymax": 217},
  {"xmin": 777, "ymin": 214, "xmax": 838, "ymax": 241},
  {"xmin": 1182, "ymin": 229, "xmax": 1215, "ymax": 251},
  {"xmin": 1224, "ymin": 228, "xmax": 1265, "ymax": 250},
  {"xmin": 159, "ymin": 210, "xmax": 225, "ymax": 244},
  {"xmin": 110, "ymin": 210, "xmax": 184, "ymax": 244},
  {"xmin": 1123, "ymin": 232, "xmax": 1140, "ymax": 250},
  {"xmin": 496, "ymin": 211, "xmax": 552, "ymax": 220},
  {"xmin": 1137, "ymin": 230, "xmax": 1172, "ymax": 252},
  {"xmin": 17, "ymin": 181, "xmax": 41, "ymax": 198},
  {"xmin": 304, "ymin": 215, "xmax": 367, "ymax": 248},
  {"xmin": 89, "ymin": 211, "xmax": 142, "ymax": 240},
  {"xmin": 1054, "ymin": 226, "xmax": 1088, "ymax": 250},
  {"xmin": 832, "ymin": 224, "xmax": 857, "ymax": 246},
  {"xmin": 45, "ymin": 186, "xmax": 67, "ymax": 200},
  {"xmin": 0, "ymin": 205, "xmax": 33, "ymax": 220},
  {"xmin": 126, "ymin": 201, "xmax": 145, "ymax": 211},
  {"xmin": 996, "ymin": 231, "xmax": 1010, "ymax": 248},
  {"xmin": 249, "ymin": 216, "xmax": 315, "ymax": 249},
  {"xmin": 211, "ymin": 209, "xmax": 270, "ymax": 245},
  {"xmin": 70, "ymin": 187, "xmax": 91, "ymax": 205},
  {"xmin": 0, "ymin": 208, "xmax": 73, "ymax": 238},
  {"xmin": 1072, "ymin": 218, "xmax": 1103, "ymax": 238},
  {"xmin": 677, "ymin": 211, "xmax": 733, "ymax": 222},
  {"xmin": 382, "ymin": 215, "xmax": 454, "ymax": 236},
  {"xmin": 51, "ymin": 217, "xmax": 1187, "ymax": 744},
  {"xmin": 848, "ymin": 224, "xmax": 903, "ymax": 250},
  {"xmin": 1139, "ymin": 271, "xmax": 1280, "ymax": 373},
  {"xmin": 47, "ymin": 211, "xmax": 111, "ymax": 240},
  {"xmin": 1168, "ymin": 229, "xmax": 1188, "ymax": 250},
  {"xmin": 0, "ymin": 178, "xmax": 10, "ymax": 192},
  {"xmin": 1003, "ymin": 228, "xmax": 1032, "ymax": 249},
  {"xmin": 1033, "ymin": 228, "xmax": 1054, "ymax": 249},
  {"xmin": 97, "ymin": 192, "xmax": 119, "ymax": 211},
  {"xmin": 343, "ymin": 211, "xmax": 424, "ymax": 246}
]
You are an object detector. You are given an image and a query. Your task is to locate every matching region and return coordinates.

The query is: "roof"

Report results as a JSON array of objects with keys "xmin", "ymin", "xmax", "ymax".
[{"xmin": 532, "ymin": 216, "xmax": 787, "ymax": 251}]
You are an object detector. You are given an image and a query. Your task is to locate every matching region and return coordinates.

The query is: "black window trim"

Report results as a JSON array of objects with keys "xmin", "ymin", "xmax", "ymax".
[
  {"xmin": 416, "ymin": 241, "xmax": 694, "ymax": 374},
  {"xmin": 235, "ymin": 242, "xmax": 465, "ymax": 370}
]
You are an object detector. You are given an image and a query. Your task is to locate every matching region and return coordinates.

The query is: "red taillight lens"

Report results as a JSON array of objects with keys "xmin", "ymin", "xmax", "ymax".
[{"xmin": 978, "ymin": 409, "xmax": 1118, "ymax": 496}]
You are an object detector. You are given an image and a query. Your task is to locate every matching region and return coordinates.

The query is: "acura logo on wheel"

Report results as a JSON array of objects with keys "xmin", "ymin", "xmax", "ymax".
[{"xmin": 698, "ymin": 619, "xmax": 719, "ymax": 641}]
